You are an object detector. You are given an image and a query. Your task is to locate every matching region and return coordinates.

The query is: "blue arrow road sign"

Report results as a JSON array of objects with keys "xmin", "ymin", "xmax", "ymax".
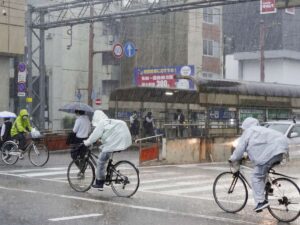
[{"xmin": 124, "ymin": 41, "xmax": 136, "ymax": 58}]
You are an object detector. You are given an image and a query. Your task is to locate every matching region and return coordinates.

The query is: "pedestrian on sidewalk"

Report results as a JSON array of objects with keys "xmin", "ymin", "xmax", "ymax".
[{"xmin": 70, "ymin": 110, "xmax": 91, "ymax": 161}]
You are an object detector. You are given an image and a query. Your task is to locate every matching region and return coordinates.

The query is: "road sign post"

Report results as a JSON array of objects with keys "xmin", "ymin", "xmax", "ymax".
[{"xmin": 124, "ymin": 41, "xmax": 136, "ymax": 58}]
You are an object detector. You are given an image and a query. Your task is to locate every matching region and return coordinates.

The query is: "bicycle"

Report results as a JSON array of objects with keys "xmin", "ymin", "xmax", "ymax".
[
  {"xmin": 1, "ymin": 136, "xmax": 49, "ymax": 167},
  {"xmin": 67, "ymin": 145, "xmax": 140, "ymax": 197},
  {"xmin": 213, "ymin": 160, "xmax": 300, "ymax": 222}
]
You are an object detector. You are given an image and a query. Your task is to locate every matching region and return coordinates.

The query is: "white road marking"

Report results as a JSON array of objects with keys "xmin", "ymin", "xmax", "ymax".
[
  {"xmin": 0, "ymin": 167, "xmax": 67, "ymax": 173},
  {"xmin": 0, "ymin": 185, "xmax": 260, "ymax": 225},
  {"xmin": 23, "ymin": 171, "xmax": 68, "ymax": 177},
  {"xmin": 49, "ymin": 214, "xmax": 102, "ymax": 222},
  {"xmin": 141, "ymin": 180, "xmax": 214, "ymax": 191},
  {"xmin": 141, "ymin": 175, "xmax": 207, "ymax": 184}
]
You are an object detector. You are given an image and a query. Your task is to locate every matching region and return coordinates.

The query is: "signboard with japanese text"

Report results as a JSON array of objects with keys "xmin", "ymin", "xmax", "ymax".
[
  {"xmin": 209, "ymin": 107, "xmax": 236, "ymax": 120},
  {"xmin": 134, "ymin": 65, "xmax": 195, "ymax": 90},
  {"xmin": 239, "ymin": 108, "xmax": 265, "ymax": 122},
  {"xmin": 260, "ymin": 0, "xmax": 277, "ymax": 14}
]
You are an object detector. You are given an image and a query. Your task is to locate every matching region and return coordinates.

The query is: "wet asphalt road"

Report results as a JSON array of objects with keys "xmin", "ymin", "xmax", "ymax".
[{"xmin": 0, "ymin": 150, "xmax": 299, "ymax": 225}]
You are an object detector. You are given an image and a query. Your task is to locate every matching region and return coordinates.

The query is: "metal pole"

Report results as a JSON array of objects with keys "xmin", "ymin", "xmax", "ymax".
[
  {"xmin": 88, "ymin": 4, "xmax": 94, "ymax": 106},
  {"xmin": 260, "ymin": 19, "xmax": 265, "ymax": 82},
  {"xmin": 39, "ymin": 11, "xmax": 46, "ymax": 130},
  {"xmin": 26, "ymin": 5, "xmax": 33, "ymax": 115}
]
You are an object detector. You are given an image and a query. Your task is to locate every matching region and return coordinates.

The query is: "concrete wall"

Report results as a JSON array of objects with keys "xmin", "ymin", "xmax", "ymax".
[
  {"xmin": 0, "ymin": 57, "xmax": 10, "ymax": 111},
  {"xmin": 188, "ymin": 9, "xmax": 203, "ymax": 78},
  {"xmin": 226, "ymin": 53, "xmax": 300, "ymax": 85},
  {"xmin": 0, "ymin": 0, "xmax": 25, "ymax": 56},
  {"xmin": 165, "ymin": 136, "xmax": 236, "ymax": 164},
  {"xmin": 45, "ymin": 24, "xmax": 106, "ymax": 130}
]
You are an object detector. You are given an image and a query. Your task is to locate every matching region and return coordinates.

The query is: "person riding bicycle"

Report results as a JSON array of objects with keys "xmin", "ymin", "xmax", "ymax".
[
  {"xmin": 83, "ymin": 110, "xmax": 132, "ymax": 191},
  {"xmin": 229, "ymin": 117, "xmax": 289, "ymax": 213},
  {"xmin": 10, "ymin": 109, "xmax": 32, "ymax": 154}
]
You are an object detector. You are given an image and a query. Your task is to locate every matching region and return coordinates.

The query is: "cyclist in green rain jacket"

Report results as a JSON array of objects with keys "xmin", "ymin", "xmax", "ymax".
[{"xmin": 11, "ymin": 109, "xmax": 32, "ymax": 150}]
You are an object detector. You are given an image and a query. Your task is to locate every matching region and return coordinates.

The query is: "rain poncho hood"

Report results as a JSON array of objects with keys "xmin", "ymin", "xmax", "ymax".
[
  {"xmin": 92, "ymin": 110, "xmax": 108, "ymax": 127},
  {"xmin": 241, "ymin": 117, "xmax": 259, "ymax": 130},
  {"xmin": 84, "ymin": 110, "xmax": 132, "ymax": 152},
  {"xmin": 230, "ymin": 117, "xmax": 288, "ymax": 166},
  {"xmin": 11, "ymin": 109, "xmax": 32, "ymax": 136},
  {"xmin": 20, "ymin": 109, "xmax": 29, "ymax": 117}
]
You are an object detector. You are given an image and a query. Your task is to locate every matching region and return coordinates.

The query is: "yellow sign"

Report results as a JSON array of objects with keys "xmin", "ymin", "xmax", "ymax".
[{"xmin": 26, "ymin": 97, "xmax": 32, "ymax": 103}]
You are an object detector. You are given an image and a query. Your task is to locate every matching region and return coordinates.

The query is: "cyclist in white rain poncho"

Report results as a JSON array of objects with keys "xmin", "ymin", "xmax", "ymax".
[
  {"xmin": 83, "ymin": 110, "xmax": 132, "ymax": 190},
  {"xmin": 229, "ymin": 117, "xmax": 289, "ymax": 212}
]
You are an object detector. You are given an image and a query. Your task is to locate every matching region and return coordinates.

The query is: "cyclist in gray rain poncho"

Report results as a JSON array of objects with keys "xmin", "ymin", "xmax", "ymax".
[
  {"xmin": 229, "ymin": 117, "xmax": 289, "ymax": 212},
  {"xmin": 84, "ymin": 110, "xmax": 132, "ymax": 190}
]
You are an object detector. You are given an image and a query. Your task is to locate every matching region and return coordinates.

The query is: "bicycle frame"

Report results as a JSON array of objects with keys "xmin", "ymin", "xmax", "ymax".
[
  {"xmin": 82, "ymin": 147, "xmax": 118, "ymax": 185},
  {"xmin": 232, "ymin": 163, "xmax": 297, "ymax": 192}
]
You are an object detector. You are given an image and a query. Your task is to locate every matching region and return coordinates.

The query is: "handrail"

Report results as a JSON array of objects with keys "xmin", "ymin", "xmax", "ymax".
[{"xmin": 135, "ymin": 134, "xmax": 163, "ymax": 143}]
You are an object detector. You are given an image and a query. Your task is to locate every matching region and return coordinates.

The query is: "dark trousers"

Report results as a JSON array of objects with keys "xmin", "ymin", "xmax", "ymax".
[
  {"xmin": 70, "ymin": 137, "xmax": 87, "ymax": 161},
  {"xmin": 13, "ymin": 133, "xmax": 27, "ymax": 150}
]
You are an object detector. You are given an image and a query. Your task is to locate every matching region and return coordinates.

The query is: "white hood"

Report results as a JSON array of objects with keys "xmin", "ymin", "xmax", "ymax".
[
  {"xmin": 241, "ymin": 117, "xmax": 259, "ymax": 130},
  {"xmin": 92, "ymin": 110, "xmax": 108, "ymax": 126}
]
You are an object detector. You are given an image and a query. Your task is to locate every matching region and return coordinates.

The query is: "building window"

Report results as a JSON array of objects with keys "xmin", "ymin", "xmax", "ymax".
[
  {"xmin": 203, "ymin": 8, "xmax": 220, "ymax": 25},
  {"xmin": 203, "ymin": 39, "xmax": 220, "ymax": 57}
]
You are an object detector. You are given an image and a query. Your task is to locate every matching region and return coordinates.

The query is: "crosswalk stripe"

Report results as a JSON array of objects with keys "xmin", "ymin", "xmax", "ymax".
[
  {"xmin": 23, "ymin": 171, "xmax": 68, "ymax": 177},
  {"xmin": 0, "ymin": 167, "xmax": 67, "ymax": 173},
  {"xmin": 141, "ymin": 175, "xmax": 207, "ymax": 184},
  {"xmin": 141, "ymin": 181, "xmax": 212, "ymax": 191}
]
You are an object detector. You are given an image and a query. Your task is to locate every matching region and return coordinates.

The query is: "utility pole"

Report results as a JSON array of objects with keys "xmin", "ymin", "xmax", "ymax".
[
  {"xmin": 88, "ymin": 4, "xmax": 94, "ymax": 106},
  {"xmin": 260, "ymin": 19, "xmax": 265, "ymax": 82}
]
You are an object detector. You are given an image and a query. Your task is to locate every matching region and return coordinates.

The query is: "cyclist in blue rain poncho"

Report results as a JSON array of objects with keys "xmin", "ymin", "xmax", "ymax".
[
  {"xmin": 84, "ymin": 110, "xmax": 132, "ymax": 191},
  {"xmin": 229, "ymin": 117, "xmax": 289, "ymax": 212}
]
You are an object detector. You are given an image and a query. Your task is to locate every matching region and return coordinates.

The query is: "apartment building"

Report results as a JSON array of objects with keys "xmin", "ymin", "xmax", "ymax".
[{"xmin": 0, "ymin": 0, "xmax": 25, "ymax": 111}]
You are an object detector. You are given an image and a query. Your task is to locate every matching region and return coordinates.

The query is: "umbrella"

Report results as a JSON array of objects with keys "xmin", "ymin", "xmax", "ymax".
[
  {"xmin": 0, "ymin": 111, "xmax": 17, "ymax": 118},
  {"xmin": 59, "ymin": 102, "xmax": 94, "ymax": 114}
]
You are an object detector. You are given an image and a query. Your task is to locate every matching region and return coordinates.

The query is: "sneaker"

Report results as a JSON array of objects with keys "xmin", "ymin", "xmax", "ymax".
[
  {"xmin": 254, "ymin": 200, "xmax": 270, "ymax": 212},
  {"xmin": 92, "ymin": 179, "xmax": 104, "ymax": 191}
]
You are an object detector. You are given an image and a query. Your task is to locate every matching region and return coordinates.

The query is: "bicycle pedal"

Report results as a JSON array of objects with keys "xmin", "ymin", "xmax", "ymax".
[{"xmin": 256, "ymin": 209, "xmax": 263, "ymax": 213}]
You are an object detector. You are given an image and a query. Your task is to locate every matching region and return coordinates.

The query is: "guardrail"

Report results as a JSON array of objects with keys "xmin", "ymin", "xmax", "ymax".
[{"xmin": 135, "ymin": 134, "xmax": 163, "ymax": 165}]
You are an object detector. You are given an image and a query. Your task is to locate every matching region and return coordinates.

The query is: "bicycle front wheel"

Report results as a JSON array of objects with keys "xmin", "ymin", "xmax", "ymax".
[
  {"xmin": 1, "ymin": 141, "xmax": 19, "ymax": 165},
  {"xmin": 67, "ymin": 159, "xmax": 95, "ymax": 192},
  {"xmin": 28, "ymin": 143, "xmax": 49, "ymax": 166},
  {"xmin": 213, "ymin": 172, "xmax": 248, "ymax": 213},
  {"xmin": 267, "ymin": 177, "xmax": 300, "ymax": 222},
  {"xmin": 110, "ymin": 160, "xmax": 140, "ymax": 197}
]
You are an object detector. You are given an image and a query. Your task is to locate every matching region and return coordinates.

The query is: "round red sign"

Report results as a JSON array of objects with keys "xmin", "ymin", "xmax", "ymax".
[
  {"xmin": 95, "ymin": 98, "xmax": 102, "ymax": 105},
  {"xmin": 112, "ymin": 43, "xmax": 124, "ymax": 59}
]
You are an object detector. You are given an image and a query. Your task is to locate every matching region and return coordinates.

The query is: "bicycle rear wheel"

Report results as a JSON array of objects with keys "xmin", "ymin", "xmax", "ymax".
[
  {"xmin": 213, "ymin": 172, "xmax": 248, "ymax": 213},
  {"xmin": 67, "ymin": 159, "xmax": 95, "ymax": 192},
  {"xmin": 28, "ymin": 143, "xmax": 49, "ymax": 166},
  {"xmin": 110, "ymin": 160, "xmax": 139, "ymax": 197},
  {"xmin": 267, "ymin": 177, "xmax": 300, "ymax": 222},
  {"xmin": 1, "ymin": 141, "xmax": 19, "ymax": 165}
]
